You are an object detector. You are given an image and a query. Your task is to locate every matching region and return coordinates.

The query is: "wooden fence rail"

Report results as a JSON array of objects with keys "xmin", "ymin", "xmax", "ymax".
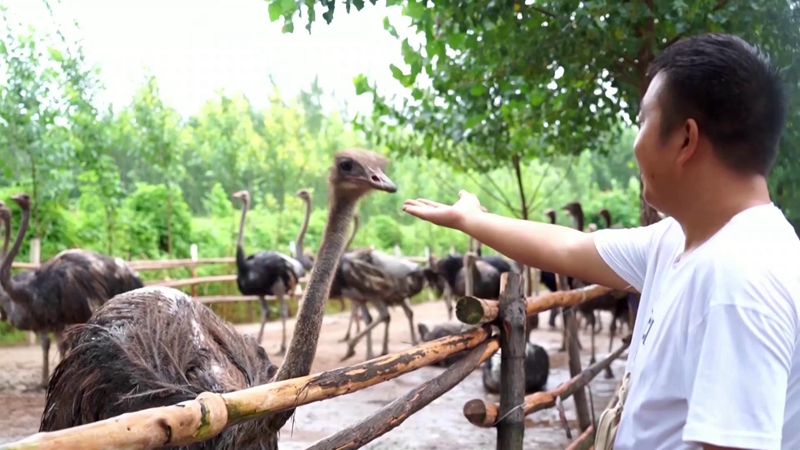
[
  {"xmin": 0, "ymin": 327, "xmax": 491, "ymax": 450},
  {"xmin": 0, "ymin": 271, "xmax": 627, "ymax": 449}
]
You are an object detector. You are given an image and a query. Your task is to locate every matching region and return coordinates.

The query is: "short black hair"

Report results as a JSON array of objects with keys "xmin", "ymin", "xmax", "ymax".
[{"xmin": 646, "ymin": 33, "xmax": 787, "ymax": 176}]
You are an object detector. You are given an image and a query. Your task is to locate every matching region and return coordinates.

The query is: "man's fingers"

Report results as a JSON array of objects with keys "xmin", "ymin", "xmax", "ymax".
[{"xmin": 415, "ymin": 198, "xmax": 447, "ymax": 208}]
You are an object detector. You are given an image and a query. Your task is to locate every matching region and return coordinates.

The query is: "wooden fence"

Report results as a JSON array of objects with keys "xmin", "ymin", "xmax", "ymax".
[{"xmin": 0, "ymin": 273, "xmax": 628, "ymax": 450}]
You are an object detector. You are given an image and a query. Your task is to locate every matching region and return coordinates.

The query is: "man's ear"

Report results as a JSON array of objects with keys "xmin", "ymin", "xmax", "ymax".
[{"xmin": 676, "ymin": 118, "xmax": 700, "ymax": 166}]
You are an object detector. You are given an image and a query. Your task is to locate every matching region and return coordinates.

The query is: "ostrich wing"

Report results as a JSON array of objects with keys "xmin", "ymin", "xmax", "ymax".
[{"xmin": 339, "ymin": 255, "xmax": 398, "ymax": 298}]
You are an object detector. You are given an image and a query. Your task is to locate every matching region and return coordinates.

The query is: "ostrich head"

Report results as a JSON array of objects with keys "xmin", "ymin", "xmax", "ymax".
[
  {"xmin": 329, "ymin": 149, "xmax": 396, "ymax": 199},
  {"xmin": 296, "ymin": 189, "xmax": 311, "ymax": 202},
  {"xmin": 231, "ymin": 190, "xmax": 250, "ymax": 203},
  {"xmin": 561, "ymin": 201, "xmax": 582, "ymax": 218},
  {"xmin": 11, "ymin": 193, "xmax": 30, "ymax": 211},
  {"xmin": 543, "ymin": 208, "xmax": 556, "ymax": 224}
]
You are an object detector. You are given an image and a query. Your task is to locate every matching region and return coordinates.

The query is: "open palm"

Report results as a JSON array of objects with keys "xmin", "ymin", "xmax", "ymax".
[{"xmin": 402, "ymin": 190, "xmax": 484, "ymax": 230}]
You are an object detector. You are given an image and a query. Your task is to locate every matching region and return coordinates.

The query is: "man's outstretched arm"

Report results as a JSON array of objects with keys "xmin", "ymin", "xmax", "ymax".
[{"xmin": 402, "ymin": 191, "xmax": 646, "ymax": 292}]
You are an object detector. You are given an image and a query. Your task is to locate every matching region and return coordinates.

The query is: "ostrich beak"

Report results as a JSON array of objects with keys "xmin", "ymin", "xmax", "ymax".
[{"xmin": 367, "ymin": 169, "xmax": 397, "ymax": 193}]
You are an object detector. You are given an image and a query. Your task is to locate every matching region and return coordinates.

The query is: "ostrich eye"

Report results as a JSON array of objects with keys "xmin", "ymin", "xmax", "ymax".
[{"xmin": 338, "ymin": 159, "xmax": 354, "ymax": 172}]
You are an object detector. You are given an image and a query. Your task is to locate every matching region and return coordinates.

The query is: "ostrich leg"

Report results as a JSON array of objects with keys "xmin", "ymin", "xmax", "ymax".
[
  {"xmin": 340, "ymin": 302, "xmax": 360, "ymax": 342},
  {"xmin": 400, "ymin": 298, "xmax": 418, "ymax": 345},
  {"xmin": 341, "ymin": 301, "xmax": 388, "ymax": 361},
  {"xmin": 39, "ymin": 332, "xmax": 50, "ymax": 387},
  {"xmin": 377, "ymin": 301, "xmax": 392, "ymax": 356},
  {"xmin": 276, "ymin": 285, "xmax": 288, "ymax": 355},
  {"xmin": 257, "ymin": 295, "xmax": 269, "ymax": 343},
  {"xmin": 549, "ymin": 307, "xmax": 559, "ymax": 328}
]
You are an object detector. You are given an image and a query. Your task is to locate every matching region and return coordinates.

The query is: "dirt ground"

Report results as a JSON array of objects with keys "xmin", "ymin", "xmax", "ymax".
[{"xmin": 0, "ymin": 300, "xmax": 628, "ymax": 449}]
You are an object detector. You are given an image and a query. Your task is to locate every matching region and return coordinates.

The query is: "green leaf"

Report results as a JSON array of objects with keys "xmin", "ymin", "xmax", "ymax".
[
  {"xmin": 470, "ymin": 84, "xmax": 486, "ymax": 96},
  {"xmin": 282, "ymin": 20, "xmax": 295, "ymax": 33},
  {"xmin": 383, "ymin": 16, "xmax": 399, "ymax": 38},
  {"xmin": 353, "ymin": 74, "xmax": 370, "ymax": 95},
  {"xmin": 268, "ymin": 2, "xmax": 283, "ymax": 22},
  {"xmin": 405, "ymin": 0, "xmax": 425, "ymax": 19},
  {"xmin": 280, "ymin": 0, "xmax": 296, "ymax": 14},
  {"xmin": 389, "ymin": 63, "xmax": 404, "ymax": 81}
]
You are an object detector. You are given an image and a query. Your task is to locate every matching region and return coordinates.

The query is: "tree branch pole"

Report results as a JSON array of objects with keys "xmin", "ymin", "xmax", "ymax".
[
  {"xmin": 2, "ymin": 328, "xmax": 491, "ymax": 450},
  {"xmin": 308, "ymin": 337, "xmax": 500, "ymax": 450},
  {"xmin": 497, "ymin": 272, "xmax": 526, "ymax": 450},
  {"xmin": 562, "ymin": 275, "xmax": 592, "ymax": 433},
  {"xmin": 456, "ymin": 284, "xmax": 614, "ymax": 325},
  {"xmin": 463, "ymin": 335, "xmax": 631, "ymax": 427}
]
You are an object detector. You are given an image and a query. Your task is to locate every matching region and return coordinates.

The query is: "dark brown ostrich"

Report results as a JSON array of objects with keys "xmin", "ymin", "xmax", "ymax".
[
  {"xmin": 39, "ymin": 149, "xmax": 397, "ymax": 449},
  {"xmin": 0, "ymin": 193, "xmax": 144, "ymax": 387}
]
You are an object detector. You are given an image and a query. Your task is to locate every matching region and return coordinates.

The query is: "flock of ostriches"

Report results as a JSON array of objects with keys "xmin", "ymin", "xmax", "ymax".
[{"xmin": 0, "ymin": 149, "xmax": 631, "ymax": 449}]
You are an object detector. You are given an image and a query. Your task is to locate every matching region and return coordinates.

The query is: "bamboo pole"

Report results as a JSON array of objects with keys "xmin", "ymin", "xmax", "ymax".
[
  {"xmin": 497, "ymin": 272, "xmax": 525, "ymax": 450},
  {"xmin": 462, "ymin": 334, "xmax": 631, "ymax": 427},
  {"xmin": 308, "ymin": 337, "xmax": 500, "ymax": 450},
  {"xmin": 456, "ymin": 284, "xmax": 614, "ymax": 325},
  {"xmin": 2, "ymin": 327, "xmax": 490, "ymax": 450}
]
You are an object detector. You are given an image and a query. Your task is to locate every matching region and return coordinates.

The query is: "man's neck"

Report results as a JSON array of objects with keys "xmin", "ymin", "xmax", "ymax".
[{"xmin": 676, "ymin": 174, "xmax": 771, "ymax": 252}]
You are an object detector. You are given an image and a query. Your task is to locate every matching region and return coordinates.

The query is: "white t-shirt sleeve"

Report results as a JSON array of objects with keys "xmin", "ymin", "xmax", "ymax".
[
  {"xmin": 682, "ymin": 270, "xmax": 798, "ymax": 449},
  {"xmin": 592, "ymin": 220, "xmax": 669, "ymax": 293}
]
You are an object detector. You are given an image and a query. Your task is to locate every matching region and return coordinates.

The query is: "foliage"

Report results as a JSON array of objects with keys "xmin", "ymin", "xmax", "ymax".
[
  {"xmin": 268, "ymin": 0, "xmax": 800, "ymax": 226},
  {"xmin": 0, "ymin": 1, "xmax": 649, "ymax": 339}
]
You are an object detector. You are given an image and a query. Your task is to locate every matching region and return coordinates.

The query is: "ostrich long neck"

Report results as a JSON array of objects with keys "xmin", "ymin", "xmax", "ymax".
[
  {"xmin": 1, "ymin": 213, "xmax": 9, "ymax": 259},
  {"xmin": 345, "ymin": 214, "xmax": 359, "ymax": 250},
  {"xmin": 235, "ymin": 197, "xmax": 249, "ymax": 268},
  {"xmin": 295, "ymin": 196, "xmax": 311, "ymax": 258},
  {"xmin": 601, "ymin": 211, "xmax": 611, "ymax": 228},
  {"xmin": 0, "ymin": 208, "xmax": 31, "ymax": 304},
  {"xmin": 274, "ymin": 196, "xmax": 357, "ymax": 382},
  {"xmin": 573, "ymin": 206, "xmax": 585, "ymax": 231}
]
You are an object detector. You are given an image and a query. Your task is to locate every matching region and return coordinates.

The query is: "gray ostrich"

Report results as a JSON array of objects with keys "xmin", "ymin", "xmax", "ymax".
[
  {"xmin": 40, "ymin": 149, "xmax": 397, "ymax": 449},
  {"xmin": 0, "ymin": 194, "xmax": 144, "ymax": 387}
]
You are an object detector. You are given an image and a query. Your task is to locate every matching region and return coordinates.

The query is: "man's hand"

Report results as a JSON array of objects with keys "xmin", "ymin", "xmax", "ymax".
[{"xmin": 402, "ymin": 190, "xmax": 484, "ymax": 230}]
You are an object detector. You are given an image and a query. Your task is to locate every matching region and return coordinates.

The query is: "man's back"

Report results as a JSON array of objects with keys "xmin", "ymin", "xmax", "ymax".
[{"xmin": 596, "ymin": 204, "xmax": 800, "ymax": 449}]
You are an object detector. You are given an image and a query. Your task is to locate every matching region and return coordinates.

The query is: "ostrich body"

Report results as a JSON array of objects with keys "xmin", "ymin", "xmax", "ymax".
[
  {"xmin": 417, "ymin": 322, "xmax": 472, "ymax": 367},
  {"xmin": 482, "ymin": 342, "xmax": 549, "ymax": 394},
  {"xmin": 0, "ymin": 194, "xmax": 143, "ymax": 387},
  {"xmin": 232, "ymin": 190, "xmax": 305, "ymax": 354},
  {"xmin": 339, "ymin": 248, "xmax": 427, "ymax": 360},
  {"xmin": 39, "ymin": 149, "xmax": 398, "ymax": 449}
]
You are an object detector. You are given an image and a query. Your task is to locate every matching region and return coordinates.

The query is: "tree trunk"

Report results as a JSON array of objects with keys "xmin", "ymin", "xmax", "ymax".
[{"xmin": 512, "ymin": 153, "xmax": 538, "ymax": 328}]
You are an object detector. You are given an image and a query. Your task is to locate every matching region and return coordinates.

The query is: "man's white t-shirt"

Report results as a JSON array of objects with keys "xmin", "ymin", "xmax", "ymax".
[{"xmin": 593, "ymin": 203, "xmax": 800, "ymax": 450}]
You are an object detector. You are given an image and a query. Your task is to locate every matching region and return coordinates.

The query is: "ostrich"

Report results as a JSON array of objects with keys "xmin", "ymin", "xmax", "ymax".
[
  {"xmin": 482, "ymin": 341, "xmax": 550, "ymax": 394},
  {"xmin": 329, "ymin": 213, "xmax": 366, "ymax": 342},
  {"xmin": 562, "ymin": 201, "xmax": 629, "ymax": 374},
  {"xmin": 0, "ymin": 194, "xmax": 144, "ymax": 387},
  {"xmin": 423, "ymin": 237, "xmax": 511, "ymax": 304},
  {"xmin": 232, "ymin": 190, "xmax": 305, "ymax": 354},
  {"xmin": 598, "ymin": 208, "xmax": 635, "ymax": 341},
  {"xmin": 39, "ymin": 149, "xmax": 397, "ymax": 448},
  {"xmin": 339, "ymin": 248, "xmax": 427, "ymax": 360}
]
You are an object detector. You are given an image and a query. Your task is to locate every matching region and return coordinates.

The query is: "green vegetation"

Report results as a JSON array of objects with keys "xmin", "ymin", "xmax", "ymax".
[
  {"xmin": 270, "ymin": 0, "xmax": 800, "ymax": 226},
  {"xmin": 0, "ymin": 1, "xmax": 708, "ymax": 341}
]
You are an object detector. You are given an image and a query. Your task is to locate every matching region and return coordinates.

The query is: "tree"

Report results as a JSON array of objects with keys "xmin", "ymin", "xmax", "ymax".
[
  {"xmin": 267, "ymin": 0, "xmax": 800, "ymax": 226},
  {"xmin": 127, "ymin": 74, "xmax": 185, "ymax": 257}
]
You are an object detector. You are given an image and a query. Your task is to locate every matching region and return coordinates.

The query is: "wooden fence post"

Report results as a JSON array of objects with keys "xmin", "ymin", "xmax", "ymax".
[
  {"xmin": 560, "ymin": 274, "xmax": 592, "ymax": 432},
  {"xmin": 190, "ymin": 244, "xmax": 198, "ymax": 298},
  {"xmin": 28, "ymin": 238, "xmax": 41, "ymax": 345},
  {"xmin": 497, "ymin": 272, "xmax": 525, "ymax": 450}
]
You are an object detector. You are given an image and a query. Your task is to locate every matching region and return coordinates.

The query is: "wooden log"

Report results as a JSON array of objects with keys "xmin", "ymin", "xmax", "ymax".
[
  {"xmin": 565, "ymin": 306, "xmax": 592, "ymax": 432},
  {"xmin": 566, "ymin": 425, "xmax": 595, "ymax": 450},
  {"xmin": 497, "ymin": 272, "xmax": 525, "ymax": 450},
  {"xmin": 2, "ymin": 327, "xmax": 491, "ymax": 450},
  {"xmin": 462, "ymin": 334, "xmax": 631, "ymax": 427},
  {"xmin": 145, "ymin": 274, "xmax": 237, "ymax": 287},
  {"xmin": 456, "ymin": 284, "xmax": 614, "ymax": 325},
  {"xmin": 308, "ymin": 337, "xmax": 500, "ymax": 450}
]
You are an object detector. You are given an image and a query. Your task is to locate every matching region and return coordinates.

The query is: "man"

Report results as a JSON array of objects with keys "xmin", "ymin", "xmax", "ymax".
[{"xmin": 403, "ymin": 33, "xmax": 800, "ymax": 449}]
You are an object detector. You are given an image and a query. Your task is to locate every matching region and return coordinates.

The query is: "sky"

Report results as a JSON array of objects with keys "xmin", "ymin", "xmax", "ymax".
[{"xmin": 2, "ymin": 0, "xmax": 413, "ymax": 117}]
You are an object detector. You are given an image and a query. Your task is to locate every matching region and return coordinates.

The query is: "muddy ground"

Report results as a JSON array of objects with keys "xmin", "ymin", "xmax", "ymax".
[{"xmin": 0, "ymin": 300, "xmax": 628, "ymax": 448}]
